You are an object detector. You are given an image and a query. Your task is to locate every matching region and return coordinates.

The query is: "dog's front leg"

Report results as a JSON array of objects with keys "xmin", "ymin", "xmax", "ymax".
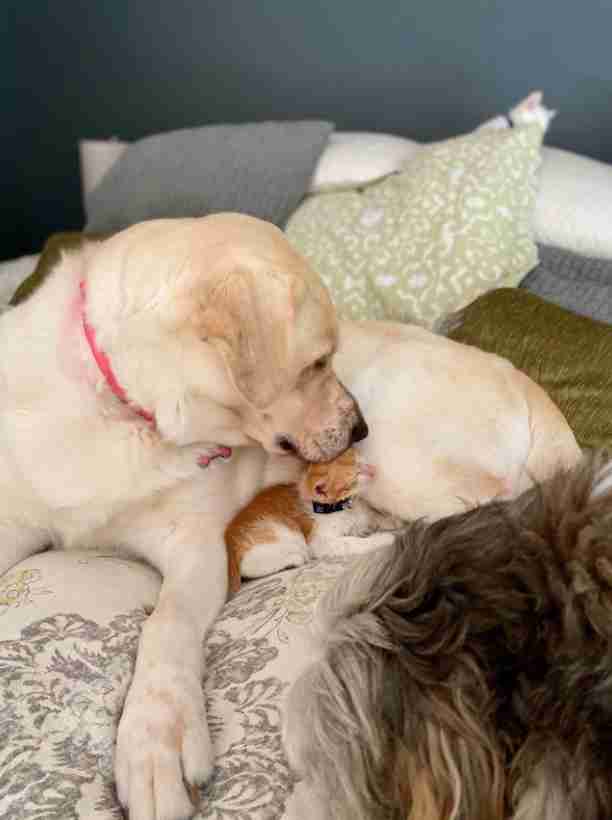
[{"xmin": 114, "ymin": 519, "xmax": 227, "ymax": 820}]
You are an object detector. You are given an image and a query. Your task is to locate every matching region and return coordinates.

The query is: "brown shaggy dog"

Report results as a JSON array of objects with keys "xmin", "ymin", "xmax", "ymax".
[{"xmin": 283, "ymin": 451, "xmax": 612, "ymax": 820}]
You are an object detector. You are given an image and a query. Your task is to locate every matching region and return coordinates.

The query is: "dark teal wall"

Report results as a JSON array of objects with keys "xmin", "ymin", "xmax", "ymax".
[{"xmin": 4, "ymin": 0, "xmax": 612, "ymax": 260}]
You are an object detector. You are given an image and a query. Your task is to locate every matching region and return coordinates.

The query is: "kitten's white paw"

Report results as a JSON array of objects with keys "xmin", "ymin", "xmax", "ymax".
[
  {"xmin": 312, "ymin": 531, "xmax": 396, "ymax": 559},
  {"xmin": 241, "ymin": 535, "xmax": 309, "ymax": 579}
]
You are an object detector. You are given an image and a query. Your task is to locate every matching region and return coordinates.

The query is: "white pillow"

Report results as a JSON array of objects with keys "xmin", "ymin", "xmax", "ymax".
[
  {"xmin": 535, "ymin": 146, "xmax": 612, "ymax": 258},
  {"xmin": 307, "ymin": 131, "xmax": 420, "ymax": 192}
]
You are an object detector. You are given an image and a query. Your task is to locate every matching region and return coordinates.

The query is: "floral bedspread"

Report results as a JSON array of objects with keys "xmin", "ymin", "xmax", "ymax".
[{"xmin": 0, "ymin": 550, "xmax": 347, "ymax": 819}]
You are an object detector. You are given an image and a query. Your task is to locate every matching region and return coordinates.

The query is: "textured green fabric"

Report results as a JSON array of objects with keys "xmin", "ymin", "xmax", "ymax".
[
  {"xmin": 10, "ymin": 232, "xmax": 108, "ymax": 306},
  {"xmin": 286, "ymin": 123, "xmax": 544, "ymax": 328},
  {"xmin": 447, "ymin": 288, "xmax": 612, "ymax": 449}
]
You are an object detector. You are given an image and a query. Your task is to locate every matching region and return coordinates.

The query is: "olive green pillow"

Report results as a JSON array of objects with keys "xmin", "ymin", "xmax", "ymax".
[
  {"xmin": 10, "ymin": 232, "xmax": 109, "ymax": 306},
  {"xmin": 447, "ymin": 288, "xmax": 612, "ymax": 449}
]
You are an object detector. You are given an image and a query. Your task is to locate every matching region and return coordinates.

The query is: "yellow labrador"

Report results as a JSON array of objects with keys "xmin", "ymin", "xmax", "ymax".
[{"xmin": 0, "ymin": 213, "xmax": 580, "ymax": 820}]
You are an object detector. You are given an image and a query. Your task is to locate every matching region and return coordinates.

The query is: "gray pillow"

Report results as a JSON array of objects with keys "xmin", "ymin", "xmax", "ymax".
[
  {"xmin": 521, "ymin": 244, "xmax": 612, "ymax": 324},
  {"xmin": 84, "ymin": 120, "xmax": 334, "ymax": 234}
]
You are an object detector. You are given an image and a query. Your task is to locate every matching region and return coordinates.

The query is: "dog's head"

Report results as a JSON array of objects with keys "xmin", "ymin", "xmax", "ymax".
[{"xmin": 85, "ymin": 214, "xmax": 367, "ymax": 461}]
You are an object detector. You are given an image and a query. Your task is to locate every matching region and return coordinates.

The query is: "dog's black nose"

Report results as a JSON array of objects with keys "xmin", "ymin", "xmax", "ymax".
[
  {"xmin": 351, "ymin": 418, "xmax": 369, "ymax": 444},
  {"xmin": 277, "ymin": 435, "xmax": 296, "ymax": 453}
]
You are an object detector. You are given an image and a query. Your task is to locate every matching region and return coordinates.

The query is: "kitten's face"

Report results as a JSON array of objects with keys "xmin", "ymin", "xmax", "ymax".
[{"xmin": 299, "ymin": 447, "xmax": 376, "ymax": 503}]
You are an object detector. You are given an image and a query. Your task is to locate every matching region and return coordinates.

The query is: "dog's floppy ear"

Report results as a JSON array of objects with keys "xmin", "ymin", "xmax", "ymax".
[{"xmin": 192, "ymin": 269, "xmax": 292, "ymax": 408}]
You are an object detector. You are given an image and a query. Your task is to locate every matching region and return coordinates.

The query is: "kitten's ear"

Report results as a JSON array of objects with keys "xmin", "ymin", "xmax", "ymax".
[{"xmin": 314, "ymin": 482, "xmax": 328, "ymax": 497}]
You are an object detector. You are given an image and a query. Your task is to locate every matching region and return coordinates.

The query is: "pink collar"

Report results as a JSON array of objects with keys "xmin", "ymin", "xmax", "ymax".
[
  {"xmin": 79, "ymin": 280, "xmax": 156, "ymax": 425},
  {"xmin": 78, "ymin": 281, "xmax": 233, "ymax": 466}
]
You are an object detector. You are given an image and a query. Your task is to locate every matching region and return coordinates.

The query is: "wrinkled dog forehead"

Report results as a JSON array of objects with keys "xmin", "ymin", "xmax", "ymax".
[
  {"xmin": 179, "ymin": 215, "xmax": 337, "ymax": 407},
  {"xmin": 86, "ymin": 213, "xmax": 338, "ymax": 408},
  {"xmin": 190, "ymin": 266, "xmax": 335, "ymax": 408}
]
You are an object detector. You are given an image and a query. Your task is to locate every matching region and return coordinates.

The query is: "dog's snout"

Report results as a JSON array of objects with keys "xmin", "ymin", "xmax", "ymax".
[{"xmin": 351, "ymin": 417, "xmax": 369, "ymax": 445}]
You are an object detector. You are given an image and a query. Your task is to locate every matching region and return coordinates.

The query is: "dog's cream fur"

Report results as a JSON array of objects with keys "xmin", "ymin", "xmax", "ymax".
[{"xmin": 0, "ymin": 213, "xmax": 580, "ymax": 820}]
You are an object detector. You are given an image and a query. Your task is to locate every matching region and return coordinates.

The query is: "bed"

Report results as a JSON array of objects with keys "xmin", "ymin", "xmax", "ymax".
[{"xmin": 1, "ymin": 93, "xmax": 611, "ymax": 819}]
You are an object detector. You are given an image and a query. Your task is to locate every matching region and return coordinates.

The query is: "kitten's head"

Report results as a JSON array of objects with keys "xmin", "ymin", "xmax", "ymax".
[{"xmin": 299, "ymin": 447, "xmax": 376, "ymax": 504}]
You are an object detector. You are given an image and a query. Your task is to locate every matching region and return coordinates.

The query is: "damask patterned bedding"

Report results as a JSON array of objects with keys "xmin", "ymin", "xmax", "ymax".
[{"xmin": 0, "ymin": 549, "xmax": 347, "ymax": 819}]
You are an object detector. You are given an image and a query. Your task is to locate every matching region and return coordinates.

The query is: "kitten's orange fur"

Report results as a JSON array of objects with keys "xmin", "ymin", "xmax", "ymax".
[{"xmin": 226, "ymin": 448, "xmax": 365, "ymax": 594}]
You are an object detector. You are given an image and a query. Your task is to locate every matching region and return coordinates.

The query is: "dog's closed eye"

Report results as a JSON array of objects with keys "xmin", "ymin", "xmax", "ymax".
[{"xmin": 298, "ymin": 354, "xmax": 332, "ymax": 386}]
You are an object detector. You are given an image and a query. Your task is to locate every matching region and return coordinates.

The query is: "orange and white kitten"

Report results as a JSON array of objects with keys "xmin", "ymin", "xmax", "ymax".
[{"xmin": 226, "ymin": 448, "xmax": 402, "ymax": 594}]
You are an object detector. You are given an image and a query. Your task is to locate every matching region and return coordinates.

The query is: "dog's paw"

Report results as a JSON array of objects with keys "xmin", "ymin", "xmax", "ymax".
[
  {"xmin": 197, "ymin": 445, "xmax": 232, "ymax": 468},
  {"xmin": 115, "ymin": 665, "xmax": 211, "ymax": 820},
  {"xmin": 163, "ymin": 442, "xmax": 232, "ymax": 479}
]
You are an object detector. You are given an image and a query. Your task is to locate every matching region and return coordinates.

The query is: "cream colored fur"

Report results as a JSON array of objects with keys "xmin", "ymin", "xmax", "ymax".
[
  {"xmin": 335, "ymin": 320, "xmax": 580, "ymax": 522},
  {"xmin": 0, "ymin": 213, "xmax": 580, "ymax": 820}
]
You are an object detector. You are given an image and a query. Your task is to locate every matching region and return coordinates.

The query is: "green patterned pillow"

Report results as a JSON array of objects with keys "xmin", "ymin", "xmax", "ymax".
[{"xmin": 286, "ymin": 96, "xmax": 549, "ymax": 327}]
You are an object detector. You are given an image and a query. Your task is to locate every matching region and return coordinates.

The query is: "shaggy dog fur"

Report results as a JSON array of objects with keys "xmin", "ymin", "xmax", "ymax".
[{"xmin": 284, "ymin": 450, "xmax": 612, "ymax": 820}]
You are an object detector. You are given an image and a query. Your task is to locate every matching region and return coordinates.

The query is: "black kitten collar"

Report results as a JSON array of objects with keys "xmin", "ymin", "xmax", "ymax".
[{"xmin": 312, "ymin": 497, "xmax": 353, "ymax": 514}]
